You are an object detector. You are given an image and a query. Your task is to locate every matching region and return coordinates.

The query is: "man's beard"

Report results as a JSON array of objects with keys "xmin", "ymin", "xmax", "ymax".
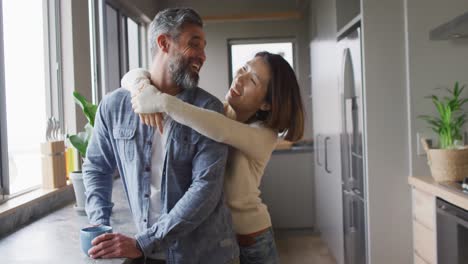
[{"xmin": 169, "ymin": 53, "xmax": 200, "ymax": 90}]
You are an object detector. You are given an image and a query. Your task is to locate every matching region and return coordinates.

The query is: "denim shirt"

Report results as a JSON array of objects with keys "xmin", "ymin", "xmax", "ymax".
[{"xmin": 83, "ymin": 87, "xmax": 239, "ymax": 264}]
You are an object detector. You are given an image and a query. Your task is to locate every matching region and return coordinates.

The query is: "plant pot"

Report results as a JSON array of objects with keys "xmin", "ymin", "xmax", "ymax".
[
  {"xmin": 422, "ymin": 138, "xmax": 468, "ymax": 182},
  {"xmin": 70, "ymin": 171, "xmax": 86, "ymax": 215}
]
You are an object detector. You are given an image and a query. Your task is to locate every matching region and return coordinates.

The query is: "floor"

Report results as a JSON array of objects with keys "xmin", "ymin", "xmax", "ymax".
[{"xmin": 275, "ymin": 229, "xmax": 337, "ymax": 264}]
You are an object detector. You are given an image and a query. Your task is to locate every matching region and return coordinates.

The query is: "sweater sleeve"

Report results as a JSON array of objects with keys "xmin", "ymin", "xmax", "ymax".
[
  {"xmin": 161, "ymin": 93, "xmax": 278, "ymax": 161},
  {"xmin": 120, "ymin": 69, "xmax": 278, "ymax": 160}
]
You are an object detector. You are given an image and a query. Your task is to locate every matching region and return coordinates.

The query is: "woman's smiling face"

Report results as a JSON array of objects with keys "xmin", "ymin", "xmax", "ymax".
[{"xmin": 225, "ymin": 56, "xmax": 272, "ymax": 117}]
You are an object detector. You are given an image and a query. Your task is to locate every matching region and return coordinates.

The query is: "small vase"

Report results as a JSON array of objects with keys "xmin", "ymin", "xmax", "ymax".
[{"xmin": 70, "ymin": 171, "xmax": 86, "ymax": 215}]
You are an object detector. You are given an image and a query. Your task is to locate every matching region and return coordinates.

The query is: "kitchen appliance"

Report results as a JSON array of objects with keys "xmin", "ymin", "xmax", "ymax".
[
  {"xmin": 436, "ymin": 198, "xmax": 468, "ymax": 264},
  {"xmin": 339, "ymin": 24, "xmax": 367, "ymax": 264}
]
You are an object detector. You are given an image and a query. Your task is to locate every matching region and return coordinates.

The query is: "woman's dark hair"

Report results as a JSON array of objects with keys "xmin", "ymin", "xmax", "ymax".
[{"xmin": 254, "ymin": 51, "xmax": 305, "ymax": 142}]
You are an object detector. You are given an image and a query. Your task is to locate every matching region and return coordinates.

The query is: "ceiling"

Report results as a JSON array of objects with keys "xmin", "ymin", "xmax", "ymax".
[{"xmin": 158, "ymin": 0, "xmax": 310, "ymax": 19}]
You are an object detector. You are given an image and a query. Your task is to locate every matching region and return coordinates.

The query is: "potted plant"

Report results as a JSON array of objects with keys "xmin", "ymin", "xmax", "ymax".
[
  {"xmin": 67, "ymin": 91, "xmax": 98, "ymax": 214},
  {"xmin": 419, "ymin": 81, "xmax": 468, "ymax": 182}
]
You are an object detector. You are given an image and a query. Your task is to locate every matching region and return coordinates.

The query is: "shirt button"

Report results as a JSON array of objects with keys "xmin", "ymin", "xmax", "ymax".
[
  {"xmin": 147, "ymin": 141, "xmax": 152, "ymax": 146},
  {"xmin": 145, "ymin": 166, "xmax": 151, "ymax": 172},
  {"xmin": 143, "ymin": 219, "xmax": 147, "ymax": 222},
  {"xmin": 144, "ymin": 194, "xmax": 149, "ymax": 198}
]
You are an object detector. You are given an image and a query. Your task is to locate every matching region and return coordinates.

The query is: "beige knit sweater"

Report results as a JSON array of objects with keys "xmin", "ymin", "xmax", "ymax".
[{"xmin": 163, "ymin": 98, "xmax": 278, "ymax": 234}]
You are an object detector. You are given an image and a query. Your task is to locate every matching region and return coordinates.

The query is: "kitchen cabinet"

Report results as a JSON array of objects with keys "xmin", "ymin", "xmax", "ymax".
[
  {"xmin": 410, "ymin": 179, "xmax": 439, "ymax": 264},
  {"xmin": 413, "ymin": 219, "xmax": 436, "ymax": 264},
  {"xmin": 260, "ymin": 149, "xmax": 314, "ymax": 228},
  {"xmin": 309, "ymin": 0, "xmax": 345, "ymax": 262},
  {"xmin": 409, "ymin": 176, "xmax": 468, "ymax": 264}
]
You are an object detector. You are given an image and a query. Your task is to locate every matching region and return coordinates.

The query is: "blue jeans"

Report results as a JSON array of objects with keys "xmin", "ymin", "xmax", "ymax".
[{"xmin": 239, "ymin": 228, "xmax": 280, "ymax": 264}]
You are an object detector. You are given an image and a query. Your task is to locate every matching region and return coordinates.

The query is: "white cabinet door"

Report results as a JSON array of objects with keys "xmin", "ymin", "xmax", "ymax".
[{"xmin": 311, "ymin": 34, "xmax": 345, "ymax": 264}]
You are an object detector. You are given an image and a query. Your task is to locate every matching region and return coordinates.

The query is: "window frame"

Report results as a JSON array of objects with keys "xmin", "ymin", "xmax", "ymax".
[
  {"xmin": 0, "ymin": 0, "xmax": 7, "ymax": 203},
  {"xmin": 227, "ymin": 37, "xmax": 297, "ymax": 86},
  {"xmin": 0, "ymin": 0, "xmax": 63, "ymax": 202}
]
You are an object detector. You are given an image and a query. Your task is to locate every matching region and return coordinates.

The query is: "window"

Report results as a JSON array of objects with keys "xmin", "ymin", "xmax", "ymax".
[
  {"xmin": 0, "ymin": 0, "xmax": 62, "ymax": 199},
  {"xmin": 104, "ymin": 4, "xmax": 121, "ymax": 94},
  {"xmin": 127, "ymin": 17, "xmax": 141, "ymax": 71},
  {"xmin": 228, "ymin": 39, "xmax": 295, "ymax": 84},
  {"xmin": 89, "ymin": 0, "xmax": 147, "ymax": 102}
]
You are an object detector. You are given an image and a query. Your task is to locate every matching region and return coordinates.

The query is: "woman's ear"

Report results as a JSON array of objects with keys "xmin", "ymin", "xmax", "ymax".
[
  {"xmin": 156, "ymin": 34, "xmax": 170, "ymax": 53},
  {"xmin": 260, "ymin": 102, "xmax": 271, "ymax": 111}
]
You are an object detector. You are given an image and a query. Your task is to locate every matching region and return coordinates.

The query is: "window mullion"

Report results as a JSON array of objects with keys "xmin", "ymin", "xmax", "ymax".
[
  {"xmin": 119, "ymin": 12, "xmax": 128, "ymax": 77},
  {"xmin": 89, "ymin": 0, "xmax": 101, "ymax": 105},
  {"xmin": 43, "ymin": 0, "xmax": 53, "ymax": 118},
  {"xmin": 45, "ymin": 0, "xmax": 64, "ymax": 129},
  {"xmin": 0, "ymin": 0, "xmax": 10, "ymax": 197},
  {"xmin": 54, "ymin": 0, "xmax": 64, "ymax": 131}
]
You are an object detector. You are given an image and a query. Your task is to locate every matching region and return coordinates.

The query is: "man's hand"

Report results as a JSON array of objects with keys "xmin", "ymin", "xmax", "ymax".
[
  {"xmin": 139, "ymin": 113, "xmax": 164, "ymax": 134},
  {"xmin": 88, "ymin": 233, "xmax": 143, "ymax": 259}
]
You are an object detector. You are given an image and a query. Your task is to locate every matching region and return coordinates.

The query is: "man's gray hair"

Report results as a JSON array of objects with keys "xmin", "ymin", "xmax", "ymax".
[{"xmin": 148, "ymin": 8, "xmax": 203, "ymax": 57}]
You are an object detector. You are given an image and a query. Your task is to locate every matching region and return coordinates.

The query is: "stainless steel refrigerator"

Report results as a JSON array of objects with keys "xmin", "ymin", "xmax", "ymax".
[{"xmin": 339, "ymin": 25, "xmax": 367, "ymax": 264}]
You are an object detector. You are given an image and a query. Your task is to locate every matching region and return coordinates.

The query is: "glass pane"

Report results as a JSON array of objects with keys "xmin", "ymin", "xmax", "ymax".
[
  {"xmin": 127, "ymin": 18, "xmax": 140, "ymax": 70},
  {"xmin": 105, "ymin": 5, "xmax": 120, "ymax": 93},
  {"xmin": 3, "ymin": 0, "xmax": 46, "ymax": 194},
  {"xmin": 230, "ymin": 42, "xmax": 294, "ymax": 80}
]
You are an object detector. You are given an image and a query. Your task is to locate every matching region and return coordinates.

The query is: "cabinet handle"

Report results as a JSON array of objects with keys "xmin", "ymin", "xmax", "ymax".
[
  {"xmin": 324, "ymin": 136, "xmax": 331, "ymax": 173},
  {"xmin": 316, "ymin": 134, "xmax": 322, "ymax": 166}
]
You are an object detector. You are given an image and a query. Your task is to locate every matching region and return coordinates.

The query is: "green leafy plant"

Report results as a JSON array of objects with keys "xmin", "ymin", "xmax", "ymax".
[
  {"xmin": 419, "ymin": 82, "xmax": 468, "ymax": 149},
  {"xmin": 67, "ymin": 91, "xmax": 98, "ymax": 158}
]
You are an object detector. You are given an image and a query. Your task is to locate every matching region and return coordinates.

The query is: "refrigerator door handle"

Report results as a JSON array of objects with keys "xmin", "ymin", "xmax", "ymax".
[
  {"xmin": 324, "ymin": 136, "xmax": 332, "ymax": 173},
  {"xmin": 344, "ymin": 190, "xmax": 357, "ymax": 232},
  {"xmin": 316, "ymin": 134, "xmax": 322, "ymax": 167},
  {"xmin": 353, "ymin": 188, "xmax": 361, "ymax": 195}
]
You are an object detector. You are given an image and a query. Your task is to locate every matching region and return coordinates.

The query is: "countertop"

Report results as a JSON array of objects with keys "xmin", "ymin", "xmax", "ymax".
[
  {"xmin": 273, "ymin": 145, "xmax": 314, "ymax": 154},
  {"xmin": 408, "ymin": 176, "xmax": 468, "ymax": 210},
  {"xmin": 0, "ymin": 179, "xmax": 136, "ymax": 264},
  {"xmin": 273, "ymin": 140, "xmax": 314, "ymax": 154}
]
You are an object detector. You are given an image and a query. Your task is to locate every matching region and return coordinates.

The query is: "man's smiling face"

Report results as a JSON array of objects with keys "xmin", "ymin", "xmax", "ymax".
[{"xmin": 168, "ymin": 23, "xmax": 207, "ymax": 89}]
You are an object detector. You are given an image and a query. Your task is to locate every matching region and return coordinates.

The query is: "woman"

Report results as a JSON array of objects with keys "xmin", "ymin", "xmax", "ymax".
[{"xmin": 123, "ymin": 51, "xmax": 304, "ymax": 264}]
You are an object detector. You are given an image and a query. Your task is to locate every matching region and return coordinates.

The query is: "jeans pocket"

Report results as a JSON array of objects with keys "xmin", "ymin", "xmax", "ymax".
[{"xmin": 239, "ymin": 229, "xmax": 279, "ymax": 264}]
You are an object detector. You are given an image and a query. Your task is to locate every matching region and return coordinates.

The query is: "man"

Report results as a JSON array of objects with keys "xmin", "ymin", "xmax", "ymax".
[{"xmin": 83, "ymin": 8, "xmax": 239, "ymax": 264}]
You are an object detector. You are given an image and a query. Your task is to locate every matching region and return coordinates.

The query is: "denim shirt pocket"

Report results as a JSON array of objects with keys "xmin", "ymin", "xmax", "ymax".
[
  {"xmin": 112, "ymin": 126, "xmax": 137, "ymax": 162},
  {"xmin": 169, "ymin": 123, "xmax": 201, "ymax": 163}
]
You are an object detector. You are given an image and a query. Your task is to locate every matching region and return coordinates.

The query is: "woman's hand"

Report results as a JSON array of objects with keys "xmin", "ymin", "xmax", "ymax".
[
  {"xmin": 121, "ymin": 69, "xmax": 166, "ymax": 133},
  {"xmin": 121, "ymin": 68, "xmax": 151, "ymax": 96},
  {"xmin": 131, "ymin": 85, "xmax": 168, "ymax": 113}
]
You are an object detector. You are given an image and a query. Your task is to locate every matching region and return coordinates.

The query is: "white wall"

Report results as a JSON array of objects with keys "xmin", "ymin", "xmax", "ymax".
[
  {"xmin": 405, "ymin": 0, "xmax": 468, "ymax": 176},
  {"xmin": 111, "ymin": 0, "xmax": 160, "ymax": 22},
  {"xmin": 199, "ymin": 18, "xmax": 314, "ymax": 138},
  {"xmin": 361, "ymin": 0, "xmax": 411, "ymax": 263},
  {"xmin": 129, "ymin": 0, "xmax": 159, "ymax": 20}
]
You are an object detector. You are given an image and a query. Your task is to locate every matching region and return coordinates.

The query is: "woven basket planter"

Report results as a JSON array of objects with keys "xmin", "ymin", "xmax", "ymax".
[{"xmin": 422, "ymin": 138, "xmax": 468, "ymax": 182}]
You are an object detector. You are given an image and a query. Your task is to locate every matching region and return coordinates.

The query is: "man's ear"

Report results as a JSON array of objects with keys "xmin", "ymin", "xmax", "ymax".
[
  {"xmin": 156, "ymin": 34, "xmax": 170, "ymax": 53},
  {"xmin": 260, "ymin": 102, "xmax": 271, "ymax": 111}
]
